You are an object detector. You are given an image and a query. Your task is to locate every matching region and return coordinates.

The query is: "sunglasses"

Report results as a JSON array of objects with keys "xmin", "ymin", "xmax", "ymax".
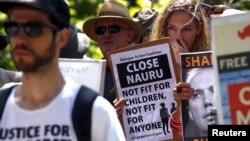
[
  {"xmin": 95, "ymin": 25, "xmax": 128, "ymax": 35},
  {"xmin": 200, "ymin": 2, "xmax": 212, "ymax": 9},
  {"xmin": 3, "ymin": 21, "xmax": 59, "ymax": 38}
]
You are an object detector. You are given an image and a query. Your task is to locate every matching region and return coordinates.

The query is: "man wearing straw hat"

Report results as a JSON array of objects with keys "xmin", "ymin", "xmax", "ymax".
[{"xmin": 83, "ymin": 0, "xmax": 143, "ymax": 105}]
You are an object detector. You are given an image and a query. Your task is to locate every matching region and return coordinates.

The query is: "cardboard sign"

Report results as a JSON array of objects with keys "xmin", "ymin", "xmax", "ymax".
[
  {"xmin": 108, "ymin": 38, "xmax": 180, "ymax": 141},
  {"xmin": 180, "ymin": 51, "xmax": 215, "ymax": 141},
  {"xmin": 59, "ymin": 58, "xmax": 106, "ymax": 96},
  {"xmin": 211, "ymin": 12, "xmax": 250, "ymax": 124}
]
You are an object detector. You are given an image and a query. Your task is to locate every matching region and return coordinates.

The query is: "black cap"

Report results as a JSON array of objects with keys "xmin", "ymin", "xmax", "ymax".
[
  {"xmin": 0, "ymin": 34, "xmax": 9, "ymax": 50},
  {"xmin": 0, "ymin": 0, "xmax": 70, "ymax": 28}
]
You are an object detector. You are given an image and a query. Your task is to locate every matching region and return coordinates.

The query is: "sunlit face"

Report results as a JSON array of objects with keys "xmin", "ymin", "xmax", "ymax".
[
  {"xmin": 166, "ymin": 11, "xmax": 201, "ymax": 51},
  {"xmin": 95, "ymin": 19, "xmax": 133, "ymax": 58},
  {"xmin": 9, "ymin": 8, "xmax": 57, "ymax": 72},
  {"xmin": 188, "ymin": 69, "xmax": 217, "ymax": 136}
]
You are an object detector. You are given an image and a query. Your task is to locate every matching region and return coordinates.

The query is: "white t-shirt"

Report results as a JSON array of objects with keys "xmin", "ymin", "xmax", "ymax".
[{"xmin": 0, "ymin": 78, "xmax": 125, "ymax": 141}]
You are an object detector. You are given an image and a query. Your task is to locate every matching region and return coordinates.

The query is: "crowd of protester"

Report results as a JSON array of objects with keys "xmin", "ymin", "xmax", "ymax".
[{"xmin": 0, "ymin": 0, "xmax": 245, "ymax": 141}]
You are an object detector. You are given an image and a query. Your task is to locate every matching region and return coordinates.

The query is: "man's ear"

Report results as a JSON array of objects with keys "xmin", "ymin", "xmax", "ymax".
[{"xmin": 56, "ymin": 28, "xmax": 70, "ymax": 49}]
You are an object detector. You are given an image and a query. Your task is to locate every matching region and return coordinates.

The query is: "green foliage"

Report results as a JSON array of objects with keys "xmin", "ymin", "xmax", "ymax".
[
  {"xmin": 0, "ymin": 0, "xmax": 249, "ymax": 70},
  {"xmin": 0, "ymin": 45, "xmax": 15, "ymax": 70},
  {"xmin": 85, "ymin": 41, "xmax": 104, "ymax": 59}
]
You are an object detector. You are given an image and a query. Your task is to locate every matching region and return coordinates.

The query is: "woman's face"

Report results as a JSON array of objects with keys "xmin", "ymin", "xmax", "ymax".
[{"xmin": 166, "ymin": 11, "xmax": 201, "ymax": 50}]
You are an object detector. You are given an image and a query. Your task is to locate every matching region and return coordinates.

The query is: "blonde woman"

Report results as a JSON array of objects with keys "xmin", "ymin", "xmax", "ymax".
[
  {"xmin": 151, "ymin": 0, "xmax": 210, "ymax": 67},
  {"xmin": 115, "ymin": 0, "xmax": 214, "ymax": 140},
  {"xmin": 150, "ymin": 0, "xmax": 210, "ymax": 140}
]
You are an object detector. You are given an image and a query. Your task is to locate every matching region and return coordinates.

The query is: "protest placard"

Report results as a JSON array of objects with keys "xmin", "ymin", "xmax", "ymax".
[
  {"xmin": 180, "ymin": 51, "xmax": 216, "ymax": 141},
  {"xmin": 59, "ymin": 58, "xmax": 106, "ymax": 96},
  {"xmin": 211, "ymin": 12, "xmax": 250, "ymax": 124},
  {"xmin": 108, "ymin": 38, "xmax": 180, "ymax": 141}
]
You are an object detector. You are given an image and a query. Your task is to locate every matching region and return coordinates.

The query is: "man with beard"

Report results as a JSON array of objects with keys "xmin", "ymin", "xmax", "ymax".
[
  {"xmin": 0, "ymin": 0, "xmax": 125, "ymax": 141},
  {"xmin": 0, "ymin": 25, "xmax": 89, "ymax": 88}
]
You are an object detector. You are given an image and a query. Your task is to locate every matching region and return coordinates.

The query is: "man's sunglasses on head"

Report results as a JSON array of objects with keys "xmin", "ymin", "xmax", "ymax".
[
  {"xmin": 3, "ymin": 21, "xmax": 59, "ymax": 38},
  {"xmin": 200, "ymin": 2, "xmax": 212, "ymax": 9}
]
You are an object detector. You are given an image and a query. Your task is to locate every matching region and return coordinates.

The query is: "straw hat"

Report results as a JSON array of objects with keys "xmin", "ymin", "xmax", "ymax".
[{"xmin": 83, "ymin": 0, "xmax": 143, "ymax": 42}]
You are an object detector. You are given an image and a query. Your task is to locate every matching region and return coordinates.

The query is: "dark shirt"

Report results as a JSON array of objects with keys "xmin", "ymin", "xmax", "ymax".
[{"xmin": 103, "ymin": 68, "xmax": 116, "ymax": 106}]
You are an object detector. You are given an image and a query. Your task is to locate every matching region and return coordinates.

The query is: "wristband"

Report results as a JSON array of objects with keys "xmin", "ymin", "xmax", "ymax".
[{"xmin": 170, "ymin": 111, "xmax": 183, "ymax": 132}]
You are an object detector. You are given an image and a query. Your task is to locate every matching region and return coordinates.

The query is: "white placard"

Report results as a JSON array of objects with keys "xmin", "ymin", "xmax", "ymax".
[
  {"xmin": 108, "ymin": 38, "xmax": 179, "ymax": 141},
  {"xmin": 211, "ymin": 12, "xmax": 250, "ymax": 124},
  {"xmin": 59, "ymin": 58, "xmax": 106, "ymax": 96}
]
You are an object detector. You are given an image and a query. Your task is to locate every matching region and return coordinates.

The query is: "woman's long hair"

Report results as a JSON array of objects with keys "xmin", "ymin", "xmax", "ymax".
[{"xmin": 150, "ymin": 0, "xmax": 210, "ymax": 52}]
